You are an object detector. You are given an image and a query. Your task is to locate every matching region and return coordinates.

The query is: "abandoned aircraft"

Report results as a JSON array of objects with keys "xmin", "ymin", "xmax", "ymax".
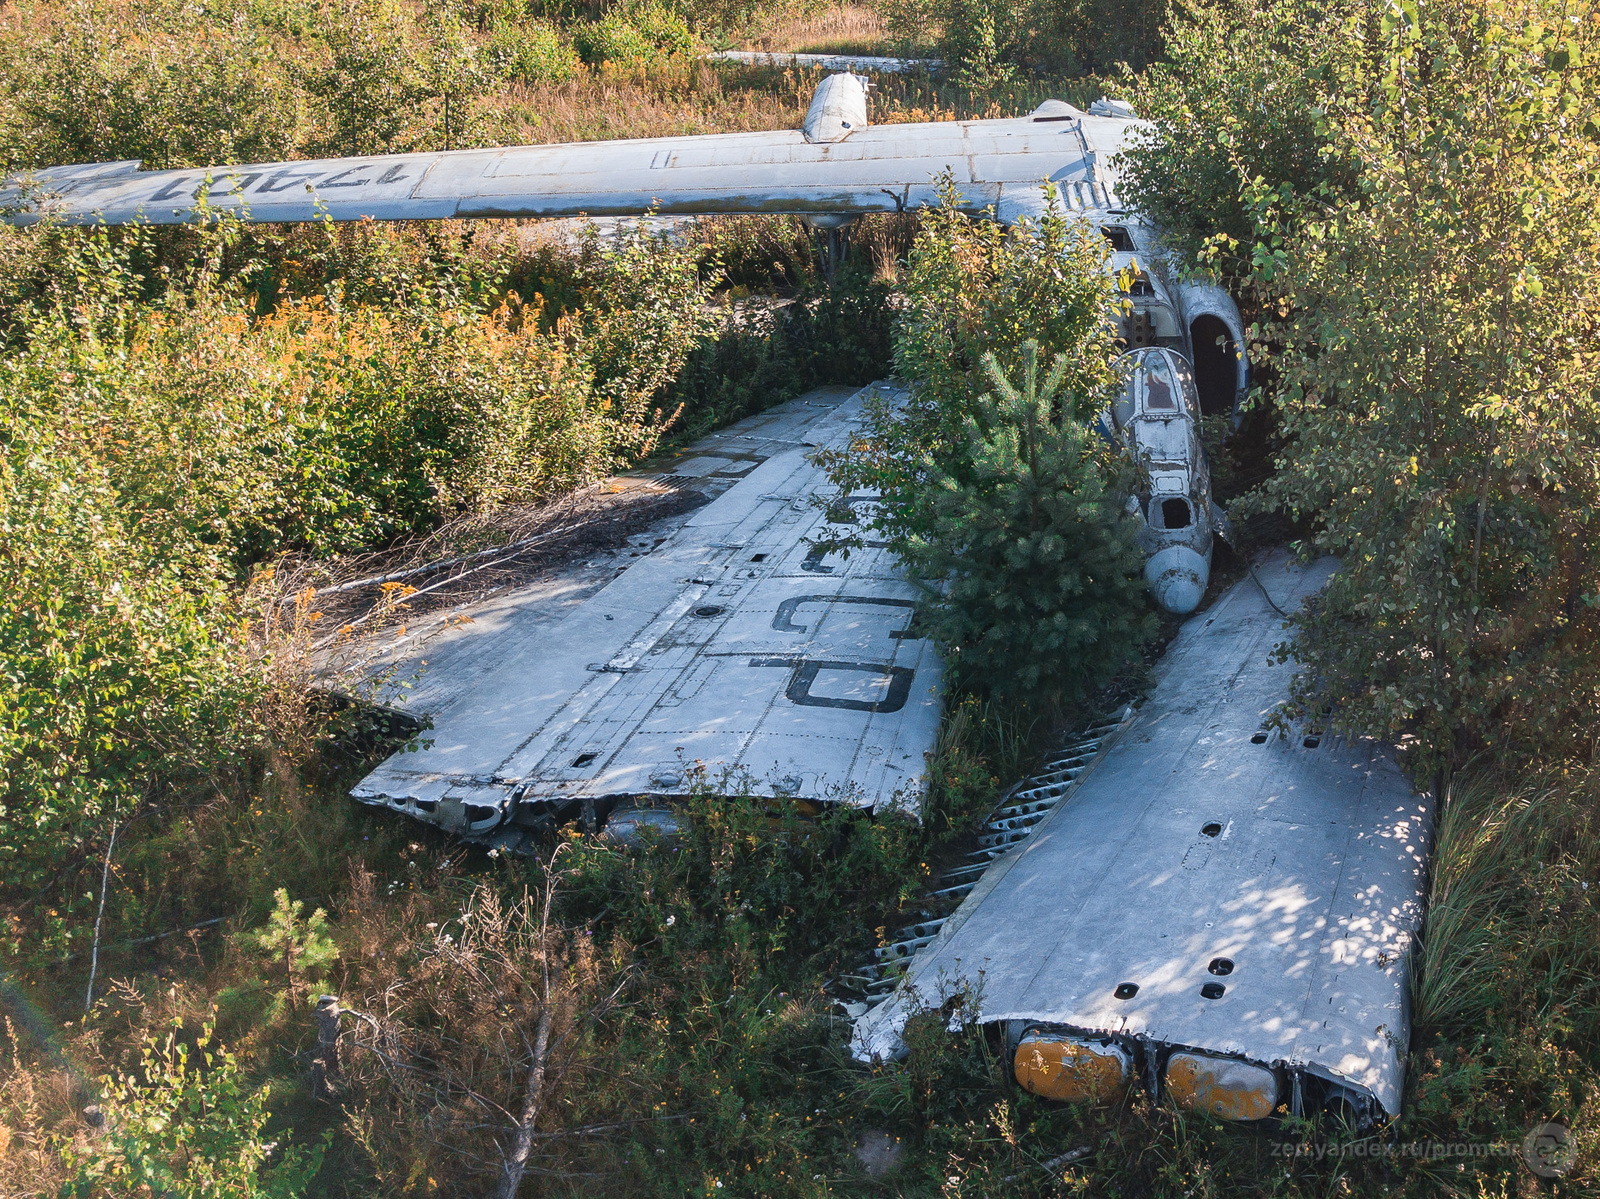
[
  {"xmin": 0, "ymin": 74, "xmax": 1247, "ymax": 406},
  {"xmin": 1, "ymin": 73, "xmax": 1433, "ymax": 1128},
  {"xmin": 0, "ymin": 72, "xmax": 1242, "ymax": 610},
  {"xmin": 853, "ymin": 551, "xmax": 1433, "ymax": 1126},
  {"xmin": 1104, "ymin": 347, "xmax": 1228, "ymax": 614}
]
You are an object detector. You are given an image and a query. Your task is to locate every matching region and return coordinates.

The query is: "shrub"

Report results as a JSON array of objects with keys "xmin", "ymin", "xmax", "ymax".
[
  {"xmin": 566, "ymin": 216, "xmax": 722, "ymax": 456},
  {"xmin": 878, "ymin": 0, "xmax": 1167, "ymax": 78},
  {"xmin": 822, "ymin": 185, "xmax": 1152, "ymax": 705},
  {"xmin": 1233, "ymin": 0, "xmax": 1600, "ymax": 766},
  {"xmin": 0, "ymin": 364, "xmax": 260, "ymax": 930},
  {"xmin": 1119, "ymin": 0, "xmax": 1364, "ymax": 272},
  {"xmin": 0, "ymin": 213, "xmax": 725, "ymax": 939},
  {"xmin": 303, "ymin": 0, "xmax": 423, "ymax": 156},
  {"xmin": 485, "ymin": 19, "xmax": 581, "ymax": 85},
  {"xmin": 252, "ymin": 888, "xmax": 340, "ymax": 1005},
  {"xmin": 4, "ymin": 2, "xmax": 303, "ymax": 170},
  {"xmin": 891, "ymin": 344, "xmax": 1152, "ymax": 701},
  {"xmin": 60, "ymin": 1022, "xmax": 325, "ymax": 1198},
  {"xmin": 572, "ymin": 1, "xmax": 695, "ymax": 68},
  {"xmin": 889, "ymin": 177, "xmax": 1119, "ymax": 443}
]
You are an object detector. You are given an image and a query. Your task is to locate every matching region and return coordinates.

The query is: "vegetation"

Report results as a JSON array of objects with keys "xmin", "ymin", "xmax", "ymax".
[
  {"xmin": 878, "ymin": 0, "xmax": 1168, "ymax": 78},
  {"xmin": 0, "ymin": 0, "xmax": 1598, "ymax": 1195},
  {"xmin": 821, "ymin": 190, "xmax": 1154, "ymax": 703},
  {"xmin": 61, "ymin": 1022, "xmax": 327, "ymax": 1198}
]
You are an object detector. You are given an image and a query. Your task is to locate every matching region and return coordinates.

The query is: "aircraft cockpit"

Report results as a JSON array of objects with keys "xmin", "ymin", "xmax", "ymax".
[{"xmin": 1102, "ymin": 347, "xmax": 1222, "ymax": 614}]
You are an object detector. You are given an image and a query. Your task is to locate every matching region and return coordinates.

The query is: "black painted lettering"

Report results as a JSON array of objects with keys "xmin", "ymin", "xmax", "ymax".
[
  {"xmin": 321, "ymin": 165, "xmax": 372, "ymax": 188},
  {"xmin": 257, "ymin": 171, "xmax": 321, "ymax": 194},
  {"xmin": 198, "ymin": 173, "xmax": 262, "ymax": 200},
  {"xmin": 375, "ymin": 164, "xmax": 408, "ymax": 186},
  {"xmin": 148, "ymin": 175, "xmax": 197, "ymax": 203}
]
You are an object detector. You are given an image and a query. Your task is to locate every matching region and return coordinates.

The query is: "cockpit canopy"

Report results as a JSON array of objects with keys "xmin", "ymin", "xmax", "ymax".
[{"xmin": 1107, "ymin": 347, "xmax": 1199, "ymax": 430}]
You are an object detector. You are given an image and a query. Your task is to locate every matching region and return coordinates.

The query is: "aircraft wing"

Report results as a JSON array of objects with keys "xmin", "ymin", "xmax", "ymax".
[
  {"xmin": 352, "ymin": 383, "xmax": 945, "ymax": 845},
  {"xmin": 0, "ymin": 91, "xmax": 1139, "ymax": 227},
  {"xmin": 854, "ymin": 551, "xmax": 1433, "ymax": 1119}
]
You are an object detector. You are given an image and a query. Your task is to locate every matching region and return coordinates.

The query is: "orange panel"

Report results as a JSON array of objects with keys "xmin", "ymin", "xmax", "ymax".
[
  {"xmin": 1013, "ymin": 1033, "xmax": 1130, "ymax": 1104},
  {"xmin": 1165, "ymin": 1053, "xmax": 1278, "ymax": 1121}
]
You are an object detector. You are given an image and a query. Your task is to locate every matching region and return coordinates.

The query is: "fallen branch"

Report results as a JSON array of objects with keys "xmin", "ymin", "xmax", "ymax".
[
  {"xmin": 84, "ymin": 817, "xmax": 120, "ymax": 1013},
  {"xmin": 1002, "ymin": 1140, "xmax": 1101, "ymax": 1183},
  {"xmin": 284, "ymin": 521, "xmax": 588, "ymax": 604}
]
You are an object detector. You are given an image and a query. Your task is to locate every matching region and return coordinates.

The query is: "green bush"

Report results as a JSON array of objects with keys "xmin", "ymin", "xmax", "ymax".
[
  {"xmin": 0, "ymin": 213, "xmax": 725, "ymax": 941},
  {"xmin": 822, "ymin": 185, "xmax": 1152, "ymax": 704},
  {"xmin": 572, "ymin": 1, "xmax": 694, "ymax": 67},
  {"xmin": 485, "ymin": 19, "xmax": 581, "ymax": 85},
  {"xmin": 61, "ymin": 1022, "xmax": 325, "ymax": 1198},
  {"xmin": 893, "ymin": 343, "xmax": 1152, "ymax": 701},
  {"xmin": 1119, "ymin": 0, "xmax": 1364, "ymax": 272},
  {"xmin": 1223, "ymin": 0, "xmax": 1600, "ymax": 766},
  {"xmin": 879, "ymin": 0, "xmax": 1167, "ymax": 80},
  {"xmin": 888, "ymin": 178, "xmax": 1119, "ymax": 441},
  {"xmin": 0, "ymin": 382, "xmax": 259, "ymax": 931},
  {"xmin": 303, "ymin": 0, "xmax": 424, "ymax": 157},
  {"xmin": 567, "ymin": 217, "xmax": 722, "ymax": 454},
  {"xmin": 4, "ymin": 2, "xmax": 303, "ymax": 170},
  {"xmin": 664, "ymin": 271, "xmax": 896, "ymax": 440}
]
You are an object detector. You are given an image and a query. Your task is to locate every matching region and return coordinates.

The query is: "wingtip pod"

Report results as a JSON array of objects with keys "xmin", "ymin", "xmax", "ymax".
[{"xmin": 803, "ymin": 73, "xmax": 870, "ymax": 143}]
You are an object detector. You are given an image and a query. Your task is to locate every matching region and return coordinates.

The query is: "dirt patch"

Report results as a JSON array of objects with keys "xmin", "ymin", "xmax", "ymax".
[{"xmin": 853, "ymin": 1129, "xmax": 906, "ymax": 1178}]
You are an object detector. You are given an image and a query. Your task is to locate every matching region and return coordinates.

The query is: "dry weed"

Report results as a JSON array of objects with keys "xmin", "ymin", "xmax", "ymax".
[
  {"xmin": 333, "ymin": 862, "xmax": 630, "ymax": 1194},
  {"xmin": 734, "ymin": 2, "xmax": 891, "ymax": 54}
]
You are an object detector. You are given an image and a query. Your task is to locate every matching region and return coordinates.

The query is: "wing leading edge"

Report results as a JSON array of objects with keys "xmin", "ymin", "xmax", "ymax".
[{"xmin": 0, "ymin": 95, "xmax": 1138, "ymax": 227}]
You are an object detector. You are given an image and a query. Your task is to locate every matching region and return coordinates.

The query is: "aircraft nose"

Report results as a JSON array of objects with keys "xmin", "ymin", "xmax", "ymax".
[{"xmin": 1145, "ymin": 545, "xmax": 1209, "ymax": 614}]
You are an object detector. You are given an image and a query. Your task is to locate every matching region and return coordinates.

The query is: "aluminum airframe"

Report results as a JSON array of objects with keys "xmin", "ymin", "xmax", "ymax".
[
  {"xmin": 0, "ymin": 77, "xmax": 1249, "ymax": 422},
  {"xmin": 853, "ymin": 551, "xmax": 1433, "ymax": 1121}
]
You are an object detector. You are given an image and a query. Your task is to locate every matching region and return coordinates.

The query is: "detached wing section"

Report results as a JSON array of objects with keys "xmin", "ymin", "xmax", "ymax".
[
  {"xmin": 0, "ymin": 109, "xmax": 1137, "ymax": 227},
  {"xmin": 854, "ymin": 552, "xmax": 1433, "ymax": 1120},
  {"xmin": 352, "ymin": 385, "xmax": 943, "ymax": 845}
]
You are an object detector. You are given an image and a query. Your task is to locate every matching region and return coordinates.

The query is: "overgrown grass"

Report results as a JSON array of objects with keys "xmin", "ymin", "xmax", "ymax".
[{"xmin": 729, "ymin": 2, "xmax": 891, "ymax": 54}]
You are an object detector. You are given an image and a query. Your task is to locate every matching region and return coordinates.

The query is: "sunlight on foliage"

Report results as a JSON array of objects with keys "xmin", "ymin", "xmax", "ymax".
[{"xmin": 61, "ymin": 1022, "xmax": 325, "ymax": 1198}]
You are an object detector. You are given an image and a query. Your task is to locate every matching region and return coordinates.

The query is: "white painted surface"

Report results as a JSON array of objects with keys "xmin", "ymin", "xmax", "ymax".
[
  {"xmin": 802, "ymin": 72, "xmax": 870, "ymax": 143},
  {"xmin": 352, "ymin": 383, "xmax": 943, "ymax": 829},
  {"xmin": 853, "ymin": 551, "xmax": 1432, "ymax": 1117},
  {"xmin": 0, "ymin": 104, "xmax": 1134, "ymax": 226}
]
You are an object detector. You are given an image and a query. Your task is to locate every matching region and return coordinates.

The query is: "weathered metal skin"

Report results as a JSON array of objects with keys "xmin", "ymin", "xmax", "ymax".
[
  {"xmin": 802, "ymin": 72, "xmax": 870, "ymax": 143},
  {"xmin": 0, "ymin": 98, "xmax": 1129, "ymax": 226},
  {"xmin": 853, "ymin": 552, "xmax": 1434, "ymax": 1124},
  {"xmin": 349, "ymin": 385, "xmax": 945, "ymax": 846},
  {"xmin": 0, "ymin": 80, "xmax": 1250, "ymax": 423},
  {"xmin": 1103, "ymin": 347, "xmax": 1222, "ymax": 614}
]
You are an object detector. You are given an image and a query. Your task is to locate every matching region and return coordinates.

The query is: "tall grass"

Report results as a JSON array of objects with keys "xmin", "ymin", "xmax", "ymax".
[{"xmin": 1414, "ymin": 768, "xmax": 1600, "ymax": 1042}]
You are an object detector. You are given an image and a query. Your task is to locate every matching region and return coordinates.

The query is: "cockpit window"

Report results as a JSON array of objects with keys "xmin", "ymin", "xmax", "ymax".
[
  {"xmin": 1112, "ymin": 360, "xmax": 1138, "ymax": 429},
  {"xmin": 1143, "ymin": 357, "xmax": 1178, "ymax": 410},
  {"xmin": 1102, "ymin": 225, "xmax": 1136, "ymax": 252},
  {"xmin": 1113, "ymin": 348, "xmax": 1193, "ymax": 418},
  {"xmin": 1145, "ymin": 371, "xmax": 1176, "ymax": 409}
]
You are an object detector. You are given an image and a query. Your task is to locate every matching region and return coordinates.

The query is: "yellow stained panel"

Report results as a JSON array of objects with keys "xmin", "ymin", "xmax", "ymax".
[{"xmin": 1013, "ymin": 1033, "xmax": 1130, "ymax": 1104}]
